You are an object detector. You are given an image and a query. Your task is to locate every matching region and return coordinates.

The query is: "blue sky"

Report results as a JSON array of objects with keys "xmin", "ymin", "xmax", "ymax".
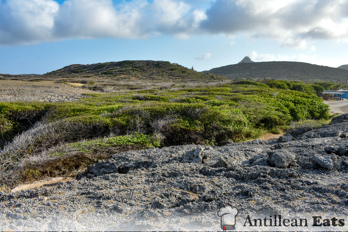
[{"xmin": 0, "ymin": 0, "xmax": 347, "ymax": 74}]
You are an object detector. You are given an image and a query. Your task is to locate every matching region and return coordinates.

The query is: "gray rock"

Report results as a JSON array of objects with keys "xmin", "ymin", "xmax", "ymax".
[
  {"xmin": 339, "ymin": 132, "xmax": 348, "ymax": 138},
  {"xmin": 277, "ymin": 134, "xmax": 295, "ymax": 143},
  {"xmin": 330, "ymin": 114, "xmax": 348, "ymax": 124},
  {"xmin": 311, "ymin": 155, "xmax": 334, "ymax": 170},
  {"xmin": 183, "ymin": 147, "xmax": 204, "ymax": 163},
  {"xmin": 342, "ymin": 158, "xmax": 348, "ymax": 167},
  {"xmin": 289, "ymin": 127, "xmax": 313, "ymax": 138},
  {"xmin": 117, "ymin": 164, "xmax": 130, "ymax": 174},
  {"xmin": 217, "ymin": 140, "xmax": 234, "ymax": 146},
  {"xmin": 337, "ymin": 147, "xmax": 347, "ymax": 156},
  {"xmin": 268, "ymin": 150, "xmax": 296, "ymax": 168},
  {"xmin": 249, "ymin": 154, "xmax": 269, "ymax": 166},
  {"xmin": 82, "ymin": 161, "xmax": 118, "ymax": 178},
  {"xmin": 325, "ymin": 146, "xmax": 339, "ymax": 154},
  {"xmin": 212, "ymin": 157, "xmax": 235, "ymax": 168}
]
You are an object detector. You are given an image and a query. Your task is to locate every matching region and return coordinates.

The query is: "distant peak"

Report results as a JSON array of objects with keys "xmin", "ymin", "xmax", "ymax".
[{"xmin": 238, "ymin": 56, "xmax": 254, "ymax": 64}]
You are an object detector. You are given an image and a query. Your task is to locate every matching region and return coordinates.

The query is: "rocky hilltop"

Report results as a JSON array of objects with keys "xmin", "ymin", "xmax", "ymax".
[
  {"xmin": 1, "ymin": 115, "xmax": 348, "ymax": 230},
  {"xmin": 238, "ymin": 56, "xmax": 254, "ymax": 64}
]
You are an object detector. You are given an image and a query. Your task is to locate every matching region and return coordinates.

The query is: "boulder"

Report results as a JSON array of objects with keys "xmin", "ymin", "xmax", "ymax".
[
  {"xmin": 330, "ymin": 114, "xmax": 348, "ymax": 125},
  {"xmin": 268, "ymin": 150, "xmax": 296, "ymax": 168},
  {"xmin": 311, "ymin": 155, "xmax": 334, "ymax": 170},
  {"xmin": 183, "ymin": 147, "xmax": 205, "ymax": 163}
]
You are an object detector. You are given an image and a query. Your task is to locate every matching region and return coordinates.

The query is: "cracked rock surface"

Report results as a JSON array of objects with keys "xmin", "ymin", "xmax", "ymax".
[{"xmin": 1, "ymin": 115, "xmax": 348, "ymax": 230}]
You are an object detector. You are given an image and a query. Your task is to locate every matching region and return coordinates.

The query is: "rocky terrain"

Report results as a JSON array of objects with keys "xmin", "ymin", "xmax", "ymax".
[{"xmin": 1, "ymin": 115, "xmax": 348, "ymax": 231}]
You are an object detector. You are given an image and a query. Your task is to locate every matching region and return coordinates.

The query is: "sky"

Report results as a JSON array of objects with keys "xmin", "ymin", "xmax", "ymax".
[{"xmin": 0, "ymin": 0, "xmax": 347, "ymax": 74}]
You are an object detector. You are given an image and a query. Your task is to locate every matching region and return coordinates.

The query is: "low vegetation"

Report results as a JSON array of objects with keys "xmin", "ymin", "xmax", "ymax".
[
  {"xmin": 0, "ymin": 79, "xmax": 334, "ymax": 189},
  {"xmin": 46, "ymin": 60, "xmax": 224, "ymax": 81}
]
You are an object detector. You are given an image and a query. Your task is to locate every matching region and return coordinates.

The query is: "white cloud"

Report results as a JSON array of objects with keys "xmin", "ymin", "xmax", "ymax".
[
  {"xmin": 195, "ymin": 52, "xmax": 212, "ymax": 60},
  {"xmin": 0, "ymin": 0, "xmax": 59, "ymax": 45},
  {"xmin": 152, "ymin": 0, "xmax": 190, "ymax": 29},
  {"xmin": 0, "ymin": 0, "xmax": 204, "ymax": 45},
  {"xmin": 1, "ymin": 0, "xmax": 348, "ymax": 46},
  {"xmin": 250, "ymin": 51, "xmax": 277, "ymax": 61},
  {"xmin": 201, "ymin": 0, "xmax": 348, "ymax": 49},
  {"xmin": 249, "ymin": 51, "xmax": 312, "ymax": 63},
  {"xmin": 53, "ymin": 0, "xmax": 151, "ymax": 39}
]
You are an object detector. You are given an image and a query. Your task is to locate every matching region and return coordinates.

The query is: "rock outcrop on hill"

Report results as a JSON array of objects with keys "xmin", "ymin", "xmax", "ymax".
[
  {"xmin": 238, "ymin": 56, "xmax": 254, "ymax": 64},
  {"xmin": 1, "ymin": 115, "xmax": 348, "ymax": 230}
]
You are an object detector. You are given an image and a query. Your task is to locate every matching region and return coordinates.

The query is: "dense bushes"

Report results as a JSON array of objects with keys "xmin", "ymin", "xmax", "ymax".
[
  {"xmin": 264, "ymin": 80, "xmax": 344, "ymax": 97},
  {"xmin": 0, "ymin": 102, "xmax": 51, "ymax": 147},
  {"xmin": 1, "ymin": 82, "xmax": 329, "ymax": 149}
]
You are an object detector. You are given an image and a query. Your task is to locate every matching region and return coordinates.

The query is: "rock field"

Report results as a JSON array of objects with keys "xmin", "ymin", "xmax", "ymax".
[{"xmin": 1, "ymin": 115, "xmax": 348, "ymax": 231}]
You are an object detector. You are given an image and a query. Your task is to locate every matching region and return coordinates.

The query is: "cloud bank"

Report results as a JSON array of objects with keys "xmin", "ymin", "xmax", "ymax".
[
  {"xmin": 202, "ymin": 0, "xmax": 348, "ymax": 48},
  {"xmin": 249, "ymin": 51, "xmax": 312, "ymax": 63},
  {"xmin": 1, "ymin": 0, "xmax": 348, "ymax": 46}
]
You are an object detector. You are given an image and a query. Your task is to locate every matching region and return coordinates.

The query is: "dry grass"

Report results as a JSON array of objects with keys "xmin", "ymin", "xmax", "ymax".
[
  {"xmin": 67, "ymin": 83, "xmax": 85, "ymax": 87},
  {"xmin": 257, "ymin": 133, "xmax": 284, "ymax": 141},
  {"xmin": 0, "ymin": 78, "xmax": 231, "ymax": 102}
]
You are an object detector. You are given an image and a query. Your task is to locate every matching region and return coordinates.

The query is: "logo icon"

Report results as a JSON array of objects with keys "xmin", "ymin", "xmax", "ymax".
[{"xmin": 217, "ymin": 205, "xmax": 239, "ymax": 230}]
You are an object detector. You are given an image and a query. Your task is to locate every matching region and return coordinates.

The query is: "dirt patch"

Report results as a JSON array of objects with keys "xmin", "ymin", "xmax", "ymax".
[
  {"xmin": 258, "ymin": 132, "xmax": 284, "ymax": 141},
  {"xmin": 68, "ymin": 83, "xmax": 85, "ymax": 87}
]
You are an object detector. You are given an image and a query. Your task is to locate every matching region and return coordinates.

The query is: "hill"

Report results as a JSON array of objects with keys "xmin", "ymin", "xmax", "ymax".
[
  {"xmin": 338, "ymin": 64, "xmax": 348, "ymax": 71},
  {"xmin": 206, "ymin": 60, "xmax": 348, "ymax": 83},
  {"xmin": 46, "ymin": 60, "xmax": 225, "ymax": 80}
]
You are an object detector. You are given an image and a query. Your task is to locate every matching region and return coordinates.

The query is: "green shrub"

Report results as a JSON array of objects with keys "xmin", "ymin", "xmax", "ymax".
[
  {"xmin": 265, "ymin": 80, "xmax": 292, "ymax": 90},
  {"xmin": 235, "ymin": 80, "xmax": 269, "ymax": 88}
]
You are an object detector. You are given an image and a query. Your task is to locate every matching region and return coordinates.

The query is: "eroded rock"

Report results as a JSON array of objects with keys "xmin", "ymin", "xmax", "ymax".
[{"xmin": 268, "ymin": 150, "xmax": 296, "ymax": 168}]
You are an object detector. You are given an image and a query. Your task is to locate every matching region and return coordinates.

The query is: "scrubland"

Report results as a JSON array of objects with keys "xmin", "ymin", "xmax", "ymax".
[{"xmin": 0, "ymin": 78, "xmax": 336, "ymax": 190}]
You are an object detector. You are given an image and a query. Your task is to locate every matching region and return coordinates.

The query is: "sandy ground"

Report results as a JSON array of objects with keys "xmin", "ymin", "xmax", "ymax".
[{"xmin": 324, "ymin": 99, "xmax": 348, "ymax": 114}]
